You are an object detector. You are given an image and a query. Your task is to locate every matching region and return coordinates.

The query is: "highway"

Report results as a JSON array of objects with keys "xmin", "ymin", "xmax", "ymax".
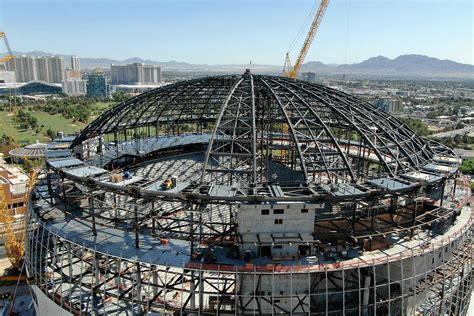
[{"xmin": 429, "ymin": 125, "xmax": 474, "ymax": 139}]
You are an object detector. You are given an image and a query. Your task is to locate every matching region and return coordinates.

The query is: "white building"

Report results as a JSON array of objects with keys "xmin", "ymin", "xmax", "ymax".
[
  {"xmin": 34, "ymin": 56, "xmax": 65, "ymax": 83},
  {"xmin": 61, "ymin": 79, "xmax": 87, "ymax": 96},
  {"xmin": 48, "ymin": 56, "xmax": 65, "ymax": 83},
  {"xmin": 0, "ymin": 70, "xmax": 16, "ymax": 84},
  {"xmin": 36, "ymin": 56, "xmax": 50, "ymax": 82},
  {"xmin": 141, "ymin": 64, "xmax": 162, "ymax": 84},
  {"xmin": 111, "ymin": 63, "xmax": 162, "ymax": 85},
  {"xmin": 5, "ymin": 55, "xmax": 37, "ymax": 83},
  {"xmin": 71, "ymin": 56, "xmax": 80, "ymax": 71}
]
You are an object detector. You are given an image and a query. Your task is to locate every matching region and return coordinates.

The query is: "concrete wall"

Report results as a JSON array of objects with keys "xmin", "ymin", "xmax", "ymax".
[{"xmin": 238, "ymin": 202, "xmax": 323, "ymax": 235}]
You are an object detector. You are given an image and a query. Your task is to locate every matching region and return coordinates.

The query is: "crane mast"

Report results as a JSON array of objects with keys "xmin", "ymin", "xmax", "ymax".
[
  {"xmin": 0, "ymin": 30, "xmax": 35, "ymax": 270},
  {"xmin": 283, "ymin": 0, "xmax": 330, "ymax": 79}
]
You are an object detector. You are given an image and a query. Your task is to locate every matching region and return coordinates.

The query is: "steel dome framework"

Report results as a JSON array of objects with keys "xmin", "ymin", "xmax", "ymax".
[
  {"xmin": 72, "ymin": 72, "xmax": 448, "ymax": 187},
  {"xmin": 24, "ymin": 72, "xmax": 472, "ymax": 315}
]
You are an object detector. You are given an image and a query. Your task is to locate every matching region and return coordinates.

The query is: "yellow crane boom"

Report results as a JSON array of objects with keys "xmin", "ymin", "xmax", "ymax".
[
  {"xmin": 283, "ymin": 0, "xmax": 330, "ymax": 79},
  {"xmin": 0, "ymin": 114, "xmax": 35, "ymax": 270},
  {"xmin": 0, "ymin": 170, "xmax": 35, "ymax": 269},
  {"xmin": 0, "ymin": 31, "xmax": 14, "ymax": 64},
  {"xmin": 0, "ymin": 30, "xmax": 35, "ymax": 270}
]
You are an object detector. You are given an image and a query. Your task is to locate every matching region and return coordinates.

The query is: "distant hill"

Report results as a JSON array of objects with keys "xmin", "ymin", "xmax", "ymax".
[
  {"xmin": 10, "ymin": 51, "xmax": 474, "ymax": 79},
  {"xmin": 300, "ymin": 54, "xmax": 474, "ymax": 79}
]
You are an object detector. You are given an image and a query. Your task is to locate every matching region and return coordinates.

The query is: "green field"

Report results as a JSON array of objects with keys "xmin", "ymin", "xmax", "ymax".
[
  {"xmin": 0, "ymin": 111, "xmax": 50, "ymax": 144},
  {"xmin": 93, "ymin": 101, "xmax": 113, "ymax": 111},
  {"xmin": 34, "ymin": 112, "xmax": 88, "ymax": 133},
  {"xmin": 0, "ymin": 101, "xmax": 113, "ymax": 145}
]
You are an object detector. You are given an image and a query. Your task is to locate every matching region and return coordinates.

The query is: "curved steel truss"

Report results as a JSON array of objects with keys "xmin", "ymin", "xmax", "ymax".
[
  {"xmin": 29, "ymin": 72, "xmax": 471, "ymax": 316},
  {"xmin": 72, "ymin": 72, "xmax": 444, "ymax": 186}
]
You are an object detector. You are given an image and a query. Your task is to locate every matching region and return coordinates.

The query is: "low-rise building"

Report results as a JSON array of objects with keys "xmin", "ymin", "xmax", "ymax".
[
  {"xmin": 65, "ymin": 69, "xmax": 81, "ymax": 80},
  {"xmin": 0, "ymin": 154, "xmax": 29, "ymax": 216},
  {"xmin": 62, "ymin": 79, "xmax": 87, "ymax": 96},
  {"xmin": 375, "ymin": 98, "xmax": 404, "ymax": 113},
  {"xmin": 0, "ymin": 70, "xmax": 16, "ymax": 84},
  {"xmin": 0, "ymin": 81, "xmax": 62, "ymax": 95}
]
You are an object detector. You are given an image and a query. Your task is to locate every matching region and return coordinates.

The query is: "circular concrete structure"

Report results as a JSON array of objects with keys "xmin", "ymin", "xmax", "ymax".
[
  {"xmin": 26, "ymin": 72, "xmax": 472, "ymax": 315},
  {"xmin": 9, "ymin": 141, "xmax": 47, "ymax": 161}
]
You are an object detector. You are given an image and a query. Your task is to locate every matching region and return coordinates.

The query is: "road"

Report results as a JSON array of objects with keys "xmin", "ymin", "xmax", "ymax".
[{"xmin": 429, "ymin": 125, "xmax": 474, "ymax": 139}]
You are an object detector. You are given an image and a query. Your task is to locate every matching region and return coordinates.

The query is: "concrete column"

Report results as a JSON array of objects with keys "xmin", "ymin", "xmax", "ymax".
[
  {"xmin": 199, "ymin": 269, "xmax": 204, "ymax": 310},
  {"xmin": 362, "ymin": 273, "xmax": 371, "ymax": 316},
  {"xmin": 190, "ymin": 271, "xmax": 196, "ymax": 311}
]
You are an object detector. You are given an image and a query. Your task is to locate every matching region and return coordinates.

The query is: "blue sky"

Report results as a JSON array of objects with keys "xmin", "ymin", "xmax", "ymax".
[{"xmin": 1, "ymin": 0, "xmax": 472, "ymax": 65}]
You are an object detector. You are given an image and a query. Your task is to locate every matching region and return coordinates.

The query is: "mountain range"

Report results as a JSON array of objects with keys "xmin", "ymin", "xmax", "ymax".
[
  {"xmin": 301, "ymin": 55, "xmax": 474, "ymax": 79},
  {"xmin": 11, "ymin": 51, "xmax": 474, "ymax": 79}
]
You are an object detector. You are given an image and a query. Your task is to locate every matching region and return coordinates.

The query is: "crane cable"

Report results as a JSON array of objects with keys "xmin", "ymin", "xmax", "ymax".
[
  {"xmin": 343, "ymin": 0, "xmax": 352, "ymax": 69},
  {"xmin": 0, "ymin": 30, "xmax": 16, "ymax": 112},
  {"xmin": 0, "ymin": 31, "xmax": 31, "ymax": 272},
  {"xmin": 287, "ymin": 0, "xmax": 320, "ymax": 54},
  {"xmin": 0, "ymin": 115, "xmax": 19, "ymax": 151},
  {"xmin": 8, "ymin": 260, "xmax": 26, "ymax": 315}
]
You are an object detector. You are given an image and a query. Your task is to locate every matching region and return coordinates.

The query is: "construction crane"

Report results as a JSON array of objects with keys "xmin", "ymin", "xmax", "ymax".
[
  {"xmin": 0, "ymin": 119, "xmax": 36, "ymax": 270},
  {"xmin": 0, "ymin": 164, "xmax": 35, "ymax": 270},
  {"xmin": 0, "ymin": 30, "xmax": 36, "ymax": 271},
  {"xmin": 0, "ymin": 117, "xmax": 36, "ymax": 270},
  {"xmin": 0, "ymin": 31, "xmax": 14, "ymax": 64},
  {"xmin": 283, "ymin": 0, "xmax": 330, "ymax": 79}
]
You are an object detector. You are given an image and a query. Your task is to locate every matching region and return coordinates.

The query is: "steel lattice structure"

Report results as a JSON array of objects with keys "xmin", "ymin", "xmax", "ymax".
[
  {"xmin": 72, "ymin": 72, "xmax": 442, "ymax": 186},
  {"xmin": 25, "ymin": 72, "xmax": 472, "ymax": 315}
]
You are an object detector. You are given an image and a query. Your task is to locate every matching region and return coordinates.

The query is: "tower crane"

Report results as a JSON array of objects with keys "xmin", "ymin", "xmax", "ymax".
[
  {"xmin": 0, "ymin": 30, "xmax": 36, "ymax": 271},
  {"xmin": 283, "ymin": 0, "xmax": 330, "ymax": 79},
  {"xmin": 0, "ymin": 31, "xmax": 14, "ymax": 64}
]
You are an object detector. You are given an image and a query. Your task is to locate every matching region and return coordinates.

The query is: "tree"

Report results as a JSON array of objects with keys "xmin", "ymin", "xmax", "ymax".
[
  {"xmin": 459, "ymin": 159, "xmax": 474, "ymax": 174},
  {"xmin": 0, "ymin": 134, "xmax": 13, "ymax": 145},
  {"xmin": 399, "ymin": 117, "xmax": 431, "ymax": 137},
  {"xmin": 112, "ymin": 92, "xmax": 129, "ymax": 103},
  {"xmin": 46, "ymin": 128, "xmax": 55, "ymax": 140}
]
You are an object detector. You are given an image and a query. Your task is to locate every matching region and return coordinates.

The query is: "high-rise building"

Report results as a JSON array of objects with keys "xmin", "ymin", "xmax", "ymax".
[
  {"xmin": 62, "ymin": 79, "xmax": 87, "ymax": 96},
  {"xmin": 71, "ymin": 56, "xmax": 80, "ymax": 71},
  {"xmin": 36, "ymin": 56, "xmax": 50, "ymax": 82},
  {"xmin": 87, "ymin": 71, "xmax": 110, "ymax": 98},
  {"xmin": 48, "ymin": 56, "xmax": 65, "ymax": 83},
  {"xmin": 111, "ymin": 63, "xmax": 140, "ymax": 84},
  {"xmin": 111, "ymin": 63, "xmax": 162, "ymax": 85},
  {"xmin": 141, "ymin": 64, "xmax": 162, "ymax": 84},
  {"xmin": 34, "ymin": 56, "xmax": 65, "ymax": 83},
  {"xmin": 303, "ymin": 72, "xmax": 316, "ymax": 82},
  {"xmin": 5, "ymin": 55, "xmax": 37, "ymax": 83}
]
